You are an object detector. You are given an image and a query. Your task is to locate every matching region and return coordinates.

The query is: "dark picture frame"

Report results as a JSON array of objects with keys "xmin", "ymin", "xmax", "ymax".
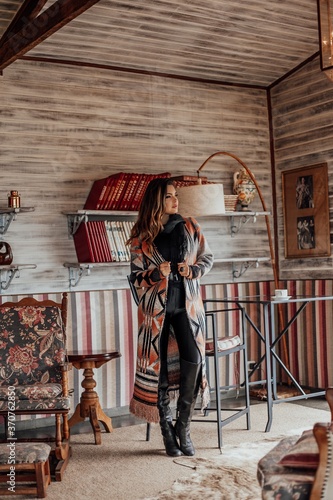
[{"xmin": 282, "ymin": 163, "xmax": 331, "ymax": 259}]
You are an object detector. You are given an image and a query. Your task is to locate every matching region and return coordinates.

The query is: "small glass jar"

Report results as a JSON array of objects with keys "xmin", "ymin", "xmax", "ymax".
[{"xmin": 8, "ymin": 190, "xmax": 20, "ymax": 208}]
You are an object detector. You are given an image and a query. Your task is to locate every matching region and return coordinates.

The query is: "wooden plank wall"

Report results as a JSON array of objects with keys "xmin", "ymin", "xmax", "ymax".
[
  {"xmin": 270, "ymin": 56, "xmax": 333, "ymax": 279},
  {"xmin": 1, "ymin": 59, "xmax": 273, "ymax": 295}
]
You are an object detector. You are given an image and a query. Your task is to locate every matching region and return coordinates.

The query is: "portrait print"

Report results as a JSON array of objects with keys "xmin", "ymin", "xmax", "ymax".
[
  {"xmin": 282, "ymin": 163, "xmax": 330, "ymax": 258},
  {"xmin": 296, "ymin": 175, "xmax": 313, "ymax": 209}
]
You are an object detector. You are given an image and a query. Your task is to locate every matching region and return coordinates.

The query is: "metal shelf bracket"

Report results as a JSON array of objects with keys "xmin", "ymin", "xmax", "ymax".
[
  {"xmin": 67, "ymin": 214, "xmax": 88, "ymax": 237},
  {"xmin": 232, "ymin": 259, "xmax": 260, "ymax": 279},
  {"xmin": 0, "ymin": 265, "xmax": 37, "ymax": 292},
  {"xmin": 67, "ymin": 265, "xmax": 92, "ymax": 287},
  {"xmin": 230, "ymin": 213, "xmax": 260, "ymax": 236},
  {"xmin": 0, "ymin": 212, "xmax": 16, "ymax": 236},
  {"xmin": 0, "ymin": 267, "xmax": 20, "ymax": 290}
]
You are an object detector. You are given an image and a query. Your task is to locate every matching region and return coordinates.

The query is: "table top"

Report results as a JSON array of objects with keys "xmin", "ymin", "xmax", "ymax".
[
  {"xmin": 67, "ymin": 349, "xmax": 121, "ymax": 363},
  {"xmin": 204, "ymin": 294, "xmax": 333, "ymax": 305}
]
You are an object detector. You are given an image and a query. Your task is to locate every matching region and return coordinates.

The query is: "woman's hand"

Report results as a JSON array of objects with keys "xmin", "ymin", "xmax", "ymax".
[
  {"xmin": 159, "ymin": 261, "xmax": 171, "ymax": 277},
  {"xmin": 178, "ymin": 262, "xmax": 190, "ymax": 278}
]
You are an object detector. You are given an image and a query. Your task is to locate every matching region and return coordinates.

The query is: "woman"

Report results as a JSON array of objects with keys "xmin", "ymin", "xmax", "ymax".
[{"xmin": 127, "ymin": 178, "xmax": 213, "ymax": 457}]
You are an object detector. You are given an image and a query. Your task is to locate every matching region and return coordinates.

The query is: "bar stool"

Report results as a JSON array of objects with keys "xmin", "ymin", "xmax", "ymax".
[{"xmin": 195, "ymin": 299, "xmax": 251, "ymax": 451}]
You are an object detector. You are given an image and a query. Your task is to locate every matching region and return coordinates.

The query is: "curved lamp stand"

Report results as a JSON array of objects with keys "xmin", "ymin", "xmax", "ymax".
[
  {"xmin": 197, "ymin": 151, "xmax": 290, "ymax": 372},
  {"xmin": 197, "ymin": 150, "xmax": 278, "ymax": 287}
]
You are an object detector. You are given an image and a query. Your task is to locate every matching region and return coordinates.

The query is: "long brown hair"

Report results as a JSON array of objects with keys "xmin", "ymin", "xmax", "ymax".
[{"xmin": 126, "ymin": 178, "xmax": 175, "ymax": 251}]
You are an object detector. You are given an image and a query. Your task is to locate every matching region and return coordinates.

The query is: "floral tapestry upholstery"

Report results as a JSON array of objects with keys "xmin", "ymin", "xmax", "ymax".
[
  {"xmin": 0, "ymin": 305, "xmax": 70, "ymax": 411},
  {"xmin": 0, "ymin": 442, "xmax": 51, "ymax": 464},
  {"xmin": 257, "ymin": 435, "xmax": 315, "ymax": 499}
]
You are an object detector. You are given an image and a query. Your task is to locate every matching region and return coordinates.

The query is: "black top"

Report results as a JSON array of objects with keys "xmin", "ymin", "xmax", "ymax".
[{"xmin": 154, "ymin": 214, "xmax": 186, "ymax": 282}]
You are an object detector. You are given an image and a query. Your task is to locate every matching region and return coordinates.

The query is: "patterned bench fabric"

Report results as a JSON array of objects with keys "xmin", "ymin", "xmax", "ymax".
[
  {"xmin": 0, "ymin": 395, "xmax": 71, "ymax": 411},
  {"xmin": 0, "ymin": 442, "xmax": 51, "ymax": 464},
  {"xmin": 0, "ymin": 305, "xmax": 67, "ymax": 409},
  {"xmin": 257, "ymin": 436, "xmax": 315, "ymax": 499}
]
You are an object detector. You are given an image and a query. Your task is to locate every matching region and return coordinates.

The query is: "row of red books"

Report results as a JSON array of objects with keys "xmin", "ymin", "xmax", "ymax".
[
  {"xmin": 84, "ymin": 172, "xmax": 171, "ymax": 211},
  {"xmin": 73, "ymin": 220, "xmax": 135, "ymax": 263}
]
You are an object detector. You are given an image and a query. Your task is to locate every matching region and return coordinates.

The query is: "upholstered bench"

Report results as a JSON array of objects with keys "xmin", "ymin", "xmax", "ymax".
[
  {"xmin": 257, "ymin": 388, "xmax": 333, "ymax": 499},
  {"xmin": 257, "ymin": 433, "xmax": 316, "ymax": 498},
  {"xmin": 0, "ymin": 442, "xmax": 51, "ymax": 498}
]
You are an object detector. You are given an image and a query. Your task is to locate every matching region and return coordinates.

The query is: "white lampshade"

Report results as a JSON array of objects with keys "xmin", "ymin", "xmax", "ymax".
[{"xmin": 177, "ymin": 183, "xmax": 225, "ymax": 217}]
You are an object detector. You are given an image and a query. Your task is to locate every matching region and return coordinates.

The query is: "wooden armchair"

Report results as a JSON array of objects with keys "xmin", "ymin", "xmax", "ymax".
[{"xmin": 0, "ymin": 293, "xmax": 71, "ymax": 480}]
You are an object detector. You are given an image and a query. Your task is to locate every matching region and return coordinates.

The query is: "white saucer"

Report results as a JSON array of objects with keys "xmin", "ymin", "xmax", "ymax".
[{"xmin": 272, "ymin": 295, "xmax": 291, "ymax": 301}]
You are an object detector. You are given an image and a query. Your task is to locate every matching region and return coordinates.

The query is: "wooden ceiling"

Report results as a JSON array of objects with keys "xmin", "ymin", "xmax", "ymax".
[{"xmin": 0, "ymin": 0, "xmax": 321, "ymax": 87}]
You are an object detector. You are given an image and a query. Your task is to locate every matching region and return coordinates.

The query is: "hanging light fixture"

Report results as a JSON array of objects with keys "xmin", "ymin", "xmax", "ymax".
[{"xmin": 317, "ymin": 0, "xmax": 333, "ymax": 81}]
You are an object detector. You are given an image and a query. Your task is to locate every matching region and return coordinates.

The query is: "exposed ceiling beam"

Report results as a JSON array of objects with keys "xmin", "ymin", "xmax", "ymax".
[
  {"xmin": 0, "ymin": 0, "xmax": 49, "ymax": 48},
  {"xmin": 0, "ymin": 0, "xmax": 101, "ymax": 71}
]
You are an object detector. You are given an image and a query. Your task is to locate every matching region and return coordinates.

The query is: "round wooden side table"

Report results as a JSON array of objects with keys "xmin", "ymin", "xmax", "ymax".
[{"xmin": 67, "ymin": 349, "xmax": 121, "ymax": 445}]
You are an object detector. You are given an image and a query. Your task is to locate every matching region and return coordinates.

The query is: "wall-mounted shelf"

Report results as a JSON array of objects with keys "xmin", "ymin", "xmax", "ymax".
[
  {"xmin": 63, "ymin": 262, "xmax": 128, "ymax": 287},
  {"xmin": 0, "ymin": 207, "xmax": 35, "ymax": 236},
  {"xmin": 226, "ymin": 211, "xmax": 270, "ymax": 236},
  {"xmin": 64, "ymin": 209, "xmax": 272, "ymax": 284},
  {"xmin": 0, "ymin": 264, "xmax": 37, "ymax": 291},
  {"xmin": 64, "ymin": 210, "xmax": 137, "ymax": 236},
  {"xmin": 214, "ymin": 257, "xmax": 271, "ymax": 279}
]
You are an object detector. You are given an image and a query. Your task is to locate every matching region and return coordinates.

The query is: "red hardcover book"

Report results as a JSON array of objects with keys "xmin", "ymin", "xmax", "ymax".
[
  {"xmin": 101, "ymin": 173, "xmax": 123, "ymax": 210},
  {"xmin": 97, "ymin": 221, "xmax": 113, "ymax": 262},
  {"xmin": 73, "ymin": 223, "xmax": 95, "ymax": 263},
  {"xmin": 130, "ymin": 174, "xmax": 145, "ymax": 211},
  {"xmin": 84, "ymin": 176, "xmax": 109, "ymax": 210},
  {"xmin": 120, "ymin": 173, "xmax": 140, "ymax": 210},
  {"xmin": 88, "ymin": 221, "xmax": 104, "ymax": 262},
  {"xmin": 136, "ymin": 174, "xmax": 153, "ymax": 208},
  {"xmin": 105, "ymin": 173, "xmax": 125, "ymax": 210},
  {"xmin": 87, "ymin": 221, "xmax": 103, "ymax": 262},
  {"xmin": 135, "ymin": 172, "xmax": 171, "ymax": 210},
  {"xmin": 112, "ymin": 173, "xmax": 130, "ymax": 210}
]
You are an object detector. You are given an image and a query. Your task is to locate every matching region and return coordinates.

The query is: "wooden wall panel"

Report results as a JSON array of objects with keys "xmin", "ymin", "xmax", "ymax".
[
  {"xmin": 270, "ymin": 56, "xmax": 333, "ymax": 280},
  {"xmin": 1, "ymin": 59, "xmax": 273, "ymax": 294}
]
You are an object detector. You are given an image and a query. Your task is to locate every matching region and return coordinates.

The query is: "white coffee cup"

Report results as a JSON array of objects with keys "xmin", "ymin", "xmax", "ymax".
[{"xmin": 274, "ymin": 289, "xmax": 288, "ymax": 298}]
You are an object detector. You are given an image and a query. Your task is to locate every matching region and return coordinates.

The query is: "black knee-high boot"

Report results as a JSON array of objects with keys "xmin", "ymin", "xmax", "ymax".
[
  {"xmin": 175, "ymin": 359, "xmax": 201, "ymax": 456},
  {"xmin": 158, "ymin": 370, "xmax": 182, "ymax": 457}
]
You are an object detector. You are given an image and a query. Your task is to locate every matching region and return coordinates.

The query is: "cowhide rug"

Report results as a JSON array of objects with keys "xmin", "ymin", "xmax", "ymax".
[{"xmin": 145, "ymin": 438, "xmax": 283, "ymax": 499}]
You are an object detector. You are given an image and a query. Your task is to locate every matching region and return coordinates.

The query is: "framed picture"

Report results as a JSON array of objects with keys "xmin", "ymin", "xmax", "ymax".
[{"xmin": 282, "ymin": 163, "xmax": 331, "ymax": 259}]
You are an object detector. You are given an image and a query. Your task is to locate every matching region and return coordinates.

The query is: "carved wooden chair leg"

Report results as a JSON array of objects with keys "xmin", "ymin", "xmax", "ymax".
[
  {"xmin": 55, "ymin": 414, "xmax": 62, "ymax": 450},
  {"xmin": 62, "ymin": 413, "xmax": 70, "ymax": 440}
]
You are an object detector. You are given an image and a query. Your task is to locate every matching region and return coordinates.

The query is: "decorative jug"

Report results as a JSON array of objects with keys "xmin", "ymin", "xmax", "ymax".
[
  {"xmin": 233, "ymin": 168, "xmax": 256, "ymax": 210},
  {"xmin": 0, "ymin": 242, "xmax": 13, "ymax": 265}
]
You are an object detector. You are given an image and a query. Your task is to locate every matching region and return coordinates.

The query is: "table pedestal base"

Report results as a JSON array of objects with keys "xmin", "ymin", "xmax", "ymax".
[
  {"xmin": 69, "ymin": 398, "xmax": 112, "ymax": 445},
  {"xmin": 68, "ymin": 353, "xmax": 121, "ymax": 445}
]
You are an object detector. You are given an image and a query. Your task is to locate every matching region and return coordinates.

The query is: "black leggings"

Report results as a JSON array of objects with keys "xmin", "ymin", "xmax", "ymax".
[{"xmin": 160, "ymin": 309, "xmax": 201, "ymax": 366}]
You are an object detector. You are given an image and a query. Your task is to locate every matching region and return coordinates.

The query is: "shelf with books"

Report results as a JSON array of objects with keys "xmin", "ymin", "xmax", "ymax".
[
  {"xmin": 64, "ymin": 210, "xmax": 138, "ymax": 237},
  {"xmin": 64, "ymin": 211, "xmax": 136, "ymax": 272},
  {"xmin": 83, "ymin": 172, "xmax": 171, "ymax": 211}
]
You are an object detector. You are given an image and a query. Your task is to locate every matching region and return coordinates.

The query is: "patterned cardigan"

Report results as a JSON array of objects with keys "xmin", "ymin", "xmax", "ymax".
[{"xmin": 129, "ymin": 216, "xmax": 214, "ymax": 423}]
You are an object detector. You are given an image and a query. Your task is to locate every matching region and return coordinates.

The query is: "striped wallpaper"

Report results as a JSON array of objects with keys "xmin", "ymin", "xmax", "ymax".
[{"xmin": 0, "ymin": 279, "xmax": 332, "ymax": 422}]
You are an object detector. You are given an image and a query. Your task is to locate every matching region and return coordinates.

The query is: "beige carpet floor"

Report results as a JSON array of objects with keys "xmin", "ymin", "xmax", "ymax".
[
  {"xmin": 5, "ymin": 399, "xmax": 330, "ymax": 500},
  {"xmin": 35, "ymin": 400, "xmax": 331, "ymax": 500}
]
